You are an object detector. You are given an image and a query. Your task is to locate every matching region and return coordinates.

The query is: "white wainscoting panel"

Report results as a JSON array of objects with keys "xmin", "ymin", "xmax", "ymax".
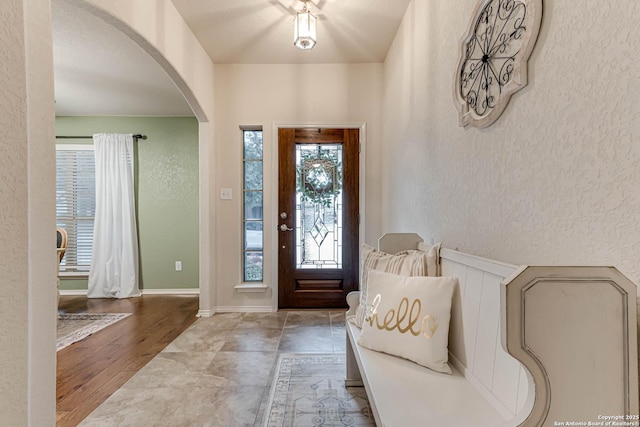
[
  {"xmin": 441, "ymin": 249, "xmax": 522, "ymax": 419},
  {"xmin": 516, "ymin": 366, "xmax": 531, "ymax": 414},
  {"xmin": 474, "ymin": 272, "xmax": 502, "ymax": 390}
]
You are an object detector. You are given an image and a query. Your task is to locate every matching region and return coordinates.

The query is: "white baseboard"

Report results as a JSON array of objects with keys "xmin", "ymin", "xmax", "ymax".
[
  {"xmin": 142, "ymin": 288, "xmax": 199, "ymax": 295},
  {"xmin": 59, "ymin": 288, "xmax": 199, "ymax": 296},
  {"xmin": 59, "ymin": 289, "xmax": 89, "ymax": 296},
  {"xmin": 197, "ymin": 309, "xmax": 216, "ymax": 317},
  {"xmin": 197, "ymin": 306, "xmax": 275, "ymax": 317},
  {"xmin": 59, "ymin": 291, "xmax": 275, "ymax": 315},
  {"xmin": 215, "ymin": 306, "xmax": 275, "ymax": 313}
]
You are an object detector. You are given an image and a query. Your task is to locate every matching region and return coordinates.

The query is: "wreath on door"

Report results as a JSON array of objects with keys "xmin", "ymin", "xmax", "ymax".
[{"xmin": 298, "ymin": 155, "xmax": 342, "ymax": 208}]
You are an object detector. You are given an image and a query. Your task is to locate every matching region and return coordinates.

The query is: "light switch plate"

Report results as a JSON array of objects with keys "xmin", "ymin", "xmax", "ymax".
[{"xmin": 220, "ymin": 188, "xmax": 232, "ymax": 200}]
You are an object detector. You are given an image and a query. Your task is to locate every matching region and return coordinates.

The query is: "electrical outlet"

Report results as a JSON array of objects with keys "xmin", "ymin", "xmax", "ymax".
[{"xmin": 175, "ymin": 261, "xmax": 182, "ymax": 271}]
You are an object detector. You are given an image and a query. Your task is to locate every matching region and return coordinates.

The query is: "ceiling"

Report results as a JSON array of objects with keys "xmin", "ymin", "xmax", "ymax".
[{"xmin": 52, "ymin": 0, "xmax": 411, "ymax": 116}]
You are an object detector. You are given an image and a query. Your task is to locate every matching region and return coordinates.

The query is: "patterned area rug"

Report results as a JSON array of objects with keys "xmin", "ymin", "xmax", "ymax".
[
  {"xmin": 57, "ymin": 313, "xmax": 131, "ymax": 351},
  {"xmin": 263, "ymin": 353, "xmax": 373, "ymax": 427}
]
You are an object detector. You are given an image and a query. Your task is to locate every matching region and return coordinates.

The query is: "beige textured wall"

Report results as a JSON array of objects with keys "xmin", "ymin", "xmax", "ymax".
[
  {"xmin": 214, "ymin": 64, "xmax": 384, "ymax": 310},
  {"xmin": 0, "ymin": 0, "xmax": 56, "ymax": 424},
  {"xmin": 383, "ymin": 1, "xmax": 640, "ymax": 287}
]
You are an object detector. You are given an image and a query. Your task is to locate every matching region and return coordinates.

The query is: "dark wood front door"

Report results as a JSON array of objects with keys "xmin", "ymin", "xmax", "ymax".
[{"xmin": 278, "ymin": 128, "xmax": 359, "ymax": 308}]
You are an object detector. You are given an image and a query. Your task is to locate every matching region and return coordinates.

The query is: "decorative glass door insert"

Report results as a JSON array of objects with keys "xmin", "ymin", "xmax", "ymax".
[{"xmin": 295, "ymin": 144, "xmax": 343, "ymax": 269}]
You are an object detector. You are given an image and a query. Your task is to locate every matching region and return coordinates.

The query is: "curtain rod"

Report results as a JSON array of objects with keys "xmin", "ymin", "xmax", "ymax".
[{"xmin": 55, "ymin": 134, "xmax": 147, "ymax": 140}]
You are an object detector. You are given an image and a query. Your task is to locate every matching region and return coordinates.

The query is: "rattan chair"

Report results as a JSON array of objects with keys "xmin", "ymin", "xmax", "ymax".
[
  {"xmin": 56, "ymin": 228, "xmax": 67, "ymax": 306},
  {"xmin": 57, "ymin": 227, "xmax": 67, "ymax": 263}
]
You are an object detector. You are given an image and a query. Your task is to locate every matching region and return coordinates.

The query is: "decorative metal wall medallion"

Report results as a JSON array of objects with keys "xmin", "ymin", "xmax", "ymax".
[{"xmin": 454, "ymin": 0, "xmax": 543, "ymax": 128}]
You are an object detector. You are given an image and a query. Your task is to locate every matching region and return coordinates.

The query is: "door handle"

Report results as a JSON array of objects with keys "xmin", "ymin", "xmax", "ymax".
[{"xmin": 278, "ymin": 224, "xmax": 294, "ymax": 232}]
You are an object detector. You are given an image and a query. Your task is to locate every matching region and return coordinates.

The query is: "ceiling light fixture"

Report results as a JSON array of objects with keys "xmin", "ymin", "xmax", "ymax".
[{"xmin": 293, "ymin": 0, "xmax": 317, "ymax": 50}]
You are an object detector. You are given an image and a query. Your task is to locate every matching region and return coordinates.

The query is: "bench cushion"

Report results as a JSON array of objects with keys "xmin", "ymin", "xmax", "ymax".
[
  {"xmin": 358, "ymin": 270, "xmax": 456, "ymax": 374},
  {"xmin": 348, "ymin": 321, "xmax": 506, "ymax": 426}
]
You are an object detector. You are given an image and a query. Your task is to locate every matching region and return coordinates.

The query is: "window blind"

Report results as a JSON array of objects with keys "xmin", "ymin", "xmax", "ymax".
[{"xmin": 55, "ymin": 145, "xmax": 95, "ymax": 273}]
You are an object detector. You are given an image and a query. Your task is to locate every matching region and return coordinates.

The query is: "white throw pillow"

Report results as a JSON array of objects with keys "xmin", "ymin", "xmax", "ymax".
[
  {"xmin": 357, "ymin": 270, "xmax": 456, "ymax": 374},
  {"xmin": 352, "ymin": 243, "xmax": 441, "ymax": 328}
]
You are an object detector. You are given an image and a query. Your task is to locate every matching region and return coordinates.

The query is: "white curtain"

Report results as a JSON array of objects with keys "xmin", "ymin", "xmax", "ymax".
[{"xmin": 88, "ymin": 133, "xmax": 141, "ymax": 299}]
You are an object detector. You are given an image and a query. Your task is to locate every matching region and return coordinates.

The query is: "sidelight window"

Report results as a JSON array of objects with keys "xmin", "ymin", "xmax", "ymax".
[{"xmin": 242, "ymin": 128, "xmax": 263, "ymax": 282}]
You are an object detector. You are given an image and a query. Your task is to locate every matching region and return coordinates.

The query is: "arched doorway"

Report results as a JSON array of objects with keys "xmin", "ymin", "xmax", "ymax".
[{"xmin": 52, "ymin": 0, "xmax": 216, "ymax": 314}]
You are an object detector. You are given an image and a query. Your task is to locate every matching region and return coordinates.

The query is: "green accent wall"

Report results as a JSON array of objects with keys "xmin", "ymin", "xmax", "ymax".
[{"xmin": 56, "ymin": 116, "xmax": 199, "ymax": 290}]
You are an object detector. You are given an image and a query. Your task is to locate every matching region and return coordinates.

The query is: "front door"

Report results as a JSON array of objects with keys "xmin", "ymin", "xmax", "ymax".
[{"xmin": 278, "ymin": 128, "xmax": 359, "ymax": 308}]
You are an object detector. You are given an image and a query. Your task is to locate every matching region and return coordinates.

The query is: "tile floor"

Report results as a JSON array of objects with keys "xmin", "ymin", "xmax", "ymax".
[{"xmin": 79, "ymin": 310, "xmax": 348, "ymax": 427}]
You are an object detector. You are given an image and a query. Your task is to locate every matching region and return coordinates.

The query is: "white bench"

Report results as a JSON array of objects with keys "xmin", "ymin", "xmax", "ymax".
[{"xmin": 346, "ymin": 233, "xmax": 639, "ymax": 426}]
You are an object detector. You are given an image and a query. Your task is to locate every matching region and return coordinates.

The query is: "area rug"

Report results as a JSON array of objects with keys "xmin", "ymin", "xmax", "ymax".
[
  {"xmin": 263, "ymin": 353, "xmax": 373, "ymax": 427},
  {"xmin": 57, "ymin": 313, "xmax": 131, "ymax": 351}
]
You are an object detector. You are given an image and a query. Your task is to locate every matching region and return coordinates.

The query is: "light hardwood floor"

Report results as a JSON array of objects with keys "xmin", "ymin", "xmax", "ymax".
[{"xmin": 56, "ymin": 295, "xmax": 199, "ymax": 427}]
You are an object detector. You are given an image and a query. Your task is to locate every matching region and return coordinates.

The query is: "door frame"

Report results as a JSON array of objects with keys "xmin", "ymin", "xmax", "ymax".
[{"xmin": 270, "ymin": 122, "xmax": 367, "ymax": 311}]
